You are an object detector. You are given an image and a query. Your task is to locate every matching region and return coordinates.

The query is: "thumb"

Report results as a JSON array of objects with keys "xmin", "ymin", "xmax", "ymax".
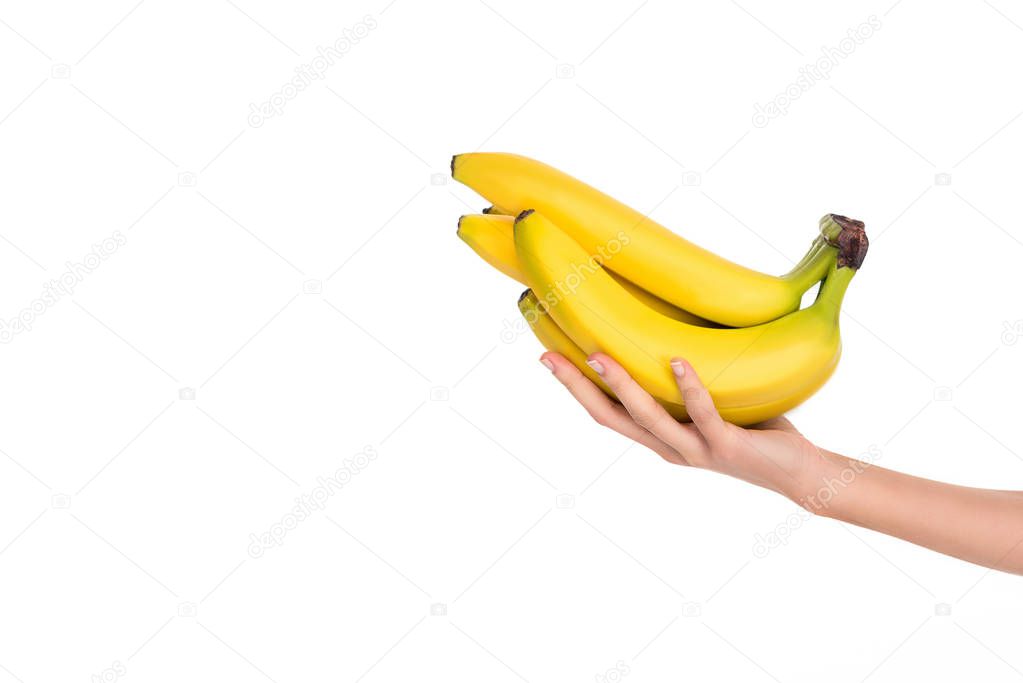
[{"xmin": 670, "ymin": 358, "xmax": 727, "ymax": 445}]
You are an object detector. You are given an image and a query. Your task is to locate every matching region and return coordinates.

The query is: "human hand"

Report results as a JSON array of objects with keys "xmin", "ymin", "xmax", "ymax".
[{"xmin": 540, "ymin": 351, "xmax": 826, "ymax": 501}]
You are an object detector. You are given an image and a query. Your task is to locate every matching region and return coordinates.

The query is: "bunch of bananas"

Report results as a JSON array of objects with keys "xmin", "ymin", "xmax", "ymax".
[{"xmin": 452, "ymin": 153, "xmax": 868, "ymax": 426}]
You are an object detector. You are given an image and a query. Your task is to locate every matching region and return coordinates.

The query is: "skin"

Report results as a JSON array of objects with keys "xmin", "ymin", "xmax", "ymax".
[{"xmin": 540, "ymin": 351, "xmax": 1023, "ymax": 576}]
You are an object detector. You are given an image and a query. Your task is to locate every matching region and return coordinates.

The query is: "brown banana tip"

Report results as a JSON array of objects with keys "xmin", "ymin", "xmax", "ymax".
[
  {"xmin": 830, "ymin": 214, "xmax": 865, "ymax": 230},
  {"xmin": 829, "ymin": 213, "xmax": 869, "ymax": 269},
  {"xmin": 482, "ymin": 206, "xmax": 494, "ymax": 214},
  {"xmin": 450, "ymin": 154, "xmax": 458, "ymax": 176},
  {"xmin": 517, "ymin": 288, "xmax": 532, "ymax": 304},
  {"xmin": 514, "ymin": 209, "xmax": 535, "ymax": 224},
  {"xmin": 456, "ymin": 215, "xmax": 465, "ymax": 234}
]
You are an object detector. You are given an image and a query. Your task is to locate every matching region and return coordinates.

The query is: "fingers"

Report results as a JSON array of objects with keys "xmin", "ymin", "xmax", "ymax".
[
  {"xmin": 540, "ymin": 353, "xmax": 686, "ymax": 465},
  {"xmin": 585, "ymin": 353, "xmax": 703, "ymax": 456},
  {"xmin": 670, "ymin": 358, "xmax": 728, "ymax": 447}
]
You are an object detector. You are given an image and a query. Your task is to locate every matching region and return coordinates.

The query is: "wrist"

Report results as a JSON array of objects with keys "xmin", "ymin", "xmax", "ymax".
[{"xmin": 782, "ymin": 449, "xmax": 860, "ymax": 518}]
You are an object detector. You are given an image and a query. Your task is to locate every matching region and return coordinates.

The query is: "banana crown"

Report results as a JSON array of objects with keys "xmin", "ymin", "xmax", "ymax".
[{"xmin": 820, "ymin": 213, "xmax": 869, "ymax": 270}]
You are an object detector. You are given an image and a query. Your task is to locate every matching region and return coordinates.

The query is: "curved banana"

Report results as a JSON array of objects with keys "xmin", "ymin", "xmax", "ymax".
[
  {"xmin": 519, "ymin": 289, "xmax": 694, "ymax": 415},
  {"xmin": 518, "ymin": 289, "xmax": 613, "ymax": 396},
  {"xmin": 514, "ymin": 211, "xmax": 867, "ymax": 426},
  {"xmin": 458, "ymin": 213, "xmax": 719, "ymax": 326},
  {"xmin": 456, "ymin": 213, "xmax": 521, "ymax": 281},
  {"xmin": 453, "ymin": 152, "xmax": 833, "ymax": 327}
]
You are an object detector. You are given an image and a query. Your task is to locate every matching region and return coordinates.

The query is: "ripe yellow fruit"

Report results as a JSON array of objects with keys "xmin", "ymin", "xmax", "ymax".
[
  {"xmin": 517, "ymin": 289, "xmax": 612, "ymax": 396},
  {"xmin": 458, "ymin": 213, "xmax": 717, "ymax": 326},
  {"xmin": 514, "ymin": 211, "xmax": 866, "ymax": 426},
  {"xmin": 517, "ymin": 288, "xmax": 691, "ymax": 417},
  {"xmin": 453, "ymin": 152, "xmax": 833, "ymax": 327}
]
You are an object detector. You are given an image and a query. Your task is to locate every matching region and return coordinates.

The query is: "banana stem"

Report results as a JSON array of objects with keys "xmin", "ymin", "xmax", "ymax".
[
  {"xmin": 813, "ymin": 261, "xmax": 856, "ymax": 321},
  {"xmin": 783, "ymin": 237, "xmax": 836, "ymax": 292},
  {"xmin": 787, "ymin": 213, "xmax": 869, "ymax": 294},
  {"xmin": 785, "ymin": 235, "xmax": 825, "ymax": 274},
  {"xmin": 804, "ymin": 213, "xmax": 868, "ymax": 321},
  {"xmin": 820, "ymin": 213, "xmax": 869, "ymax": 269}
]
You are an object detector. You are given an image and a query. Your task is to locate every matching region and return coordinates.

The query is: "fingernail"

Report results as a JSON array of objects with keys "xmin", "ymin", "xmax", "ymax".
[
  {"xmin": 670, "ymin": 359, "xmax": 685, "ymax": 378},
  {"xmin": 540, "ymin": 357, "xmax": 554, "ymax": 372},
  {"xmin": 586, "ymin": 359, "xmax": 605, "ymax": 375}
]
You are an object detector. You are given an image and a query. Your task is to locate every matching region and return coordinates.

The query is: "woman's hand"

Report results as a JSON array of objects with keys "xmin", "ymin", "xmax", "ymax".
[
  {"xmin": 540, "ymin": 351, "xmax": 824, "ymax": 502},
  {"xmin": 540, "ymin": 351, "xmax": 1023, "ymax": 575}
]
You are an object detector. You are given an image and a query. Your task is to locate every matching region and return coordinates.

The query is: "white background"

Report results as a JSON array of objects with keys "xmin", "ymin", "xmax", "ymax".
[{"xmin": 1, "ymin": 0, "xmax": 1021, "ymax": 681}]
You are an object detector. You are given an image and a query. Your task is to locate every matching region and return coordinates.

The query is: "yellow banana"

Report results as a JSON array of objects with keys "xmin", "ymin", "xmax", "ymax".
[
  {"xmin": 453, "ymin": 152, "xmax": 833, "ymax": 327},
  {"xmin": 518, "ymin": 289, "xmax": 692, "ymax": 415},
  {"xmin": 457, "ymin": 213, "xmax": 528, "ymax": 283},
  {"xmin": 514, "ymin": 211, "xmax": 867, "ymax": 426},
  {"xmin": 518, "ymin": 289, "xmax": 613, "ymax": 396},
  {"xmin": 458, "ymin": 213, "xmax": 719, "ymax": 326}
]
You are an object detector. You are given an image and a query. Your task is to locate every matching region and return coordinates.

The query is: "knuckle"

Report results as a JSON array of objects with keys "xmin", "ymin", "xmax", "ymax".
[
  {"xmin": 712, "ymin": 433, "xmax": 741, "ymax": 459},
  {"xmin": 562, "ymin": 376, "xmax": 583, "ymax": 393},
  {"xmin": 686, "ymin": 451, "xmax": 711, "ymax": 469},
  {"xmin": 682, "ymin": 387, "xmax": 706, "ymax": 404},
  {"xmin": 588, "ymin": 408, "xmax": 614, "ymax": 428},
  {"xmin": 631, "ymin": 405, "xmax": 664, "ymax": 431},
  {"xmin": 671, "ymin": 452, "xmax": 694, "ymax": 467}
]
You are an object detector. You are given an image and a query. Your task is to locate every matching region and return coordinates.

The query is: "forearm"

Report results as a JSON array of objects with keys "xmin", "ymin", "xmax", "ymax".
[{"xmin": 791, "ymin": 450, "xmax": 1023, "ymax": 575}]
